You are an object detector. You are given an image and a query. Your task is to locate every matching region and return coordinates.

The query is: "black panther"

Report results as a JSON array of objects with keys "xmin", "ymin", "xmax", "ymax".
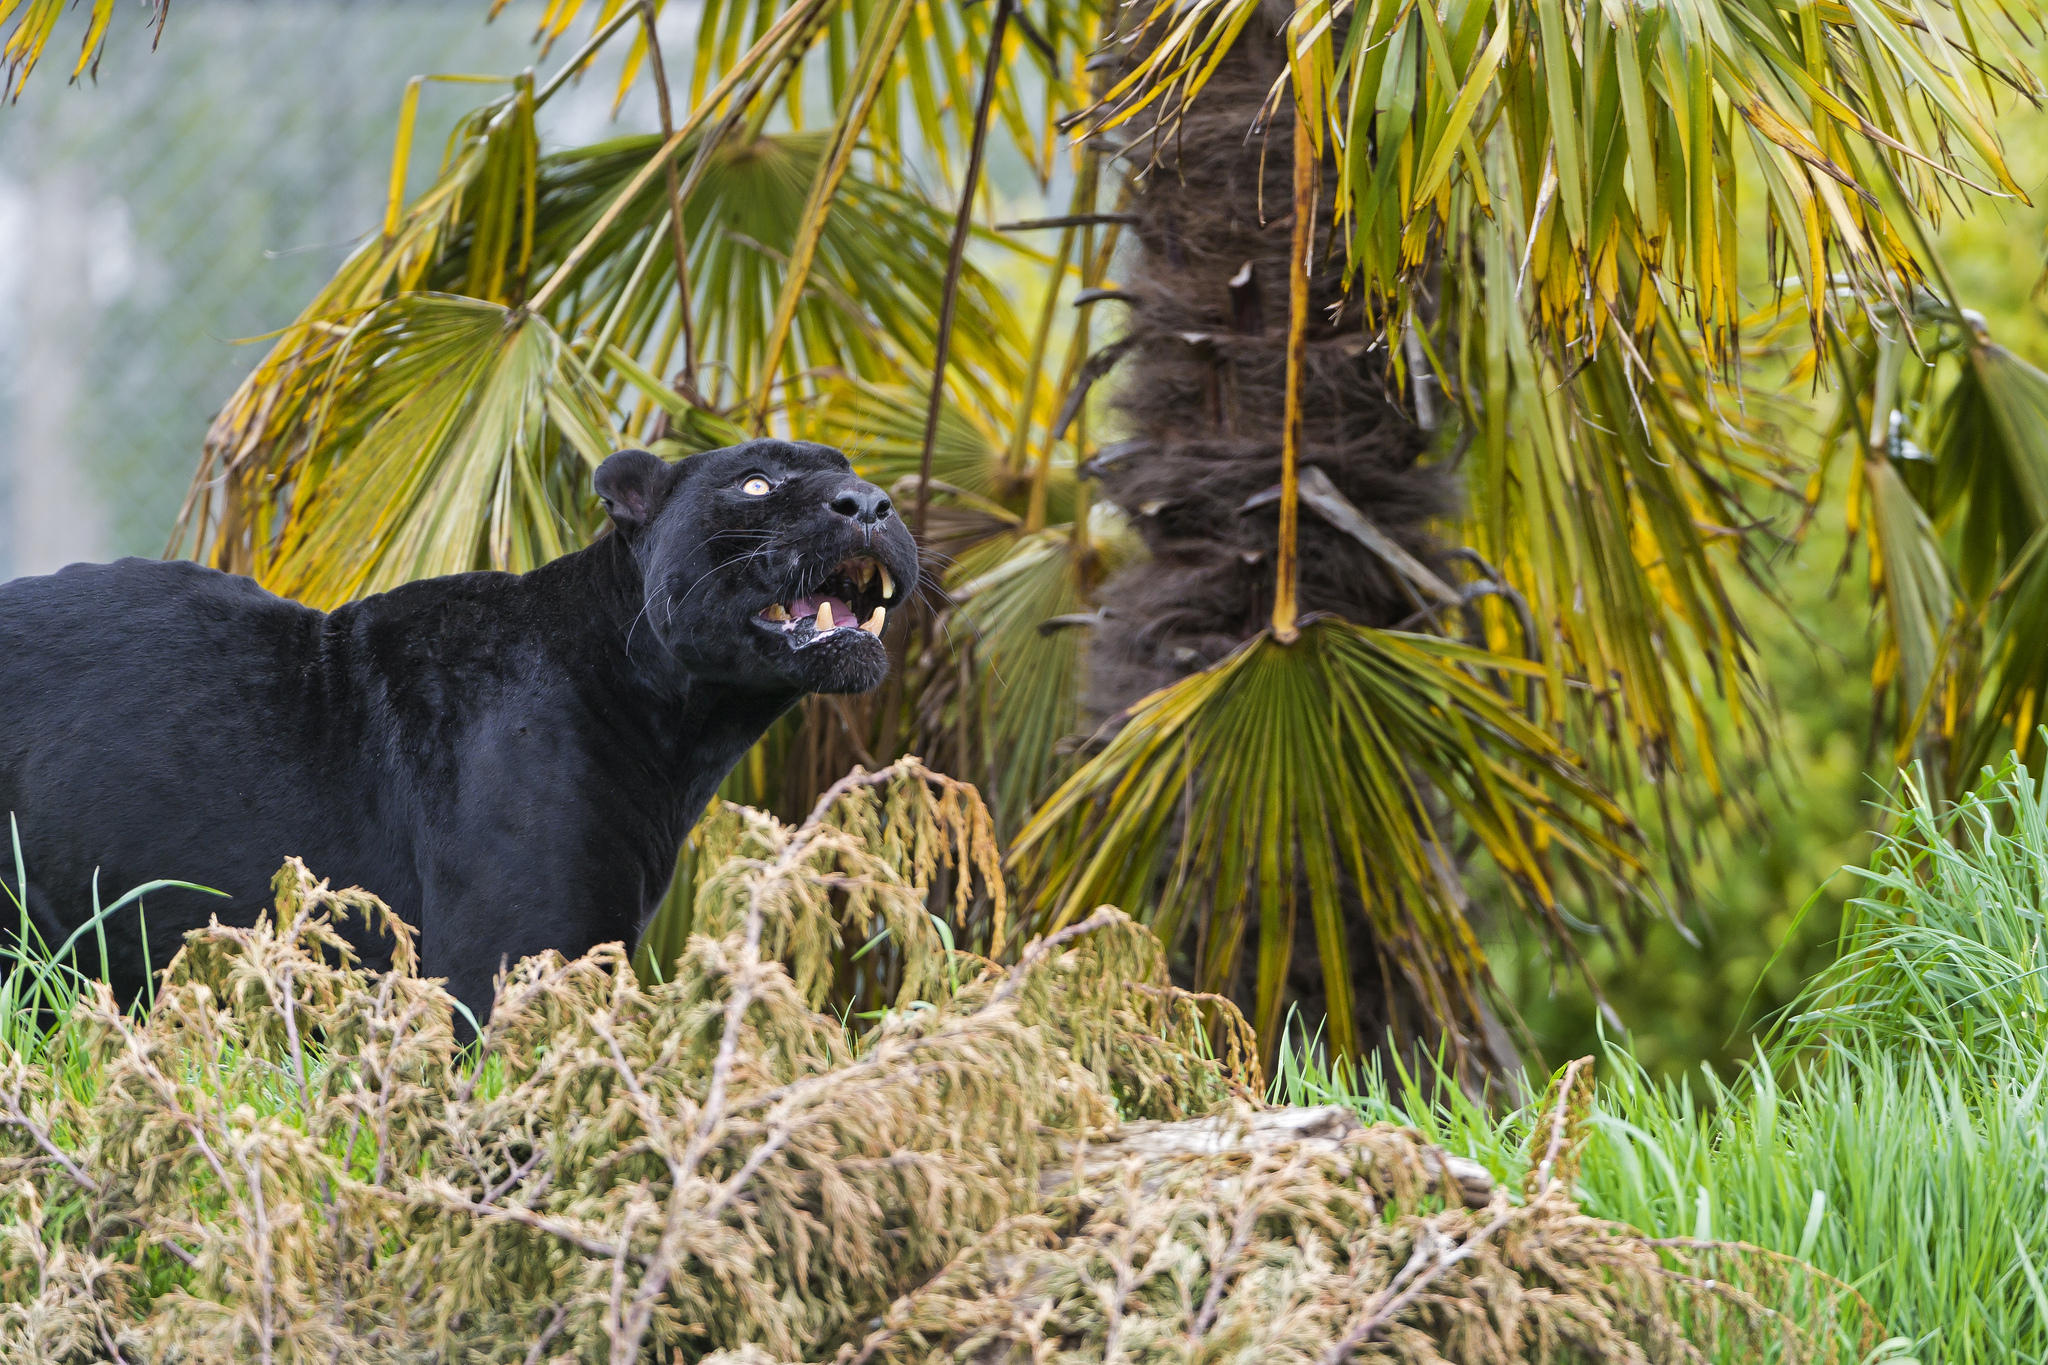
[{"xmin": 0, "ymin": 439, "xmax": 916, "ymax": 1026}]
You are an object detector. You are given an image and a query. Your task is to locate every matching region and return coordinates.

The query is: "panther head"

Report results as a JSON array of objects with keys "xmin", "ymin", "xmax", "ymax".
[{"xmin": 593, "ymin": 440, "xmax": 919, "ymax": 696}]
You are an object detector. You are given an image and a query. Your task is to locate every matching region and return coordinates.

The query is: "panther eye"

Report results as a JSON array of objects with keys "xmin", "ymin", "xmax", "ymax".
[{"xmin": 739, "ymin": 474, "xmax": 774, "ymax": 497}]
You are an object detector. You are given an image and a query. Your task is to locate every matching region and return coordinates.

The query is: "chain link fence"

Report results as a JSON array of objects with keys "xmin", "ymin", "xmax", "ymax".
[{"xmin": 0, "ymin": 0, "xmax": 664, "ymax": 581}]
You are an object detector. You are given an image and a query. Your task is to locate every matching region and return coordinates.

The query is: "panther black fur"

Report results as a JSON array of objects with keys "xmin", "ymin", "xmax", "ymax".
[{"xmin": 0, "ymin": 440, "xmax": 917, "ymax": 1026}]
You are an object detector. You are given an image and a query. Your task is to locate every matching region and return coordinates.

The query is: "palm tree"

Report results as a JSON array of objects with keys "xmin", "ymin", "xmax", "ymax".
[{"xmin": 13, "ymin": 0, "xmax": 2048, "ymax": 1069}]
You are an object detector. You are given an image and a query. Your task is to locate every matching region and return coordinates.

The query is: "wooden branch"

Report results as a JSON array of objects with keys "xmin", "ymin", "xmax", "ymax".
[
  {"xmin": 997, "ymin": 213, "xmax": 1140, "ymax": 231},
  {"xmin": 0, "ymin": 1088, "xmax": 99, "ymax": 1193},
  {"xmin": 375, "ymin": 1183, "xmax": 638, "ymax": 1264}
]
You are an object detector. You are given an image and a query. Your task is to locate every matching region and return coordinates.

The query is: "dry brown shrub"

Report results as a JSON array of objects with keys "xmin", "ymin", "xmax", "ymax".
[{"xmin": 0, "ymin": 761, "xmax": 1879, "ymax": 1364}]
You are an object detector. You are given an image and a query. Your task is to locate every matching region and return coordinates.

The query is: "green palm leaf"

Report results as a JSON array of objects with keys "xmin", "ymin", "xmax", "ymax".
[
  {"xmin": 1850, "ymin": 310, "xmax": 2048, "ymax": 785},
  {"xmin": 259, "ymin": 297, "xmax": 618, "ymax": 606},
  {"xmin": 1081, "ymin": 0, "xmax": 2040, "ymax": 819},
  {"xmin": 810, "ymin": 379, "xmax": 1075, "ymax": 525},
  {"xmin": 1099, "ymin": 0, "xmax": 2031, "ymax": 354},
  {"xmin": 1940, "ymin": 344, "xmax": 2048, "ymax": 777},
  {"xmin": 489, "ymin": 0, "xmax": 1087, "ymax": 184},
  {"xmin": 1451, "ymin": 245, "xmax": 1799, "ymax": 800},
  {"xmin": 1009, "ymin": 617, "xmax": 1649, "ymax": 1061},
  {"xmin": 181, "ymin": 111, "xmax": 1032, "ymax": 592}
]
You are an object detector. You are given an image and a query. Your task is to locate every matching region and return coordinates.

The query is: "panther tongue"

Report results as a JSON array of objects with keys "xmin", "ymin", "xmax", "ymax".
[{"xmin": 783, "ymin": 595, "xmax": 855, "ymax": 632}]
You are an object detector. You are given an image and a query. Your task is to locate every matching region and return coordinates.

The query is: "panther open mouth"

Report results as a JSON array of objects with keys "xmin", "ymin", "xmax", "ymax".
[{"xmin": 755, "ymin": 552, "xmax": 900, "ymax": 647}]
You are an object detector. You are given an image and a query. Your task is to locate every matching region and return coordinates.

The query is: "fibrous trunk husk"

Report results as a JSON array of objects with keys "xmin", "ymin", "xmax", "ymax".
[
  {"xmin": 1085, "ymin": 0, "xmax": 1446, "ymax": 710},
  {"xmin": 1082, "ymin": 1, "xmax": 1459, "ymax": 1058}
]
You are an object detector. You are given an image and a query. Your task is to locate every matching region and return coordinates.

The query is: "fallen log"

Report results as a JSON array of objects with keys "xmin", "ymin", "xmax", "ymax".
[{"xmin": 1044, "ymin": 1103, "xmax": 1497, "ymax": 1208}]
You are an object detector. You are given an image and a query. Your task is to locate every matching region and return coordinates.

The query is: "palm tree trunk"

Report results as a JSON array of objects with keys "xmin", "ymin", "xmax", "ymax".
[{"xmin": 1086, "ymin": 2, "xmax": 1466, "ymax": 1058}]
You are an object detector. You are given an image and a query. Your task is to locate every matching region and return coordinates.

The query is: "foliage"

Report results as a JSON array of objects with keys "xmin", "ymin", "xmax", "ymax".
[
  {"xmin": 1832, "ymin": 297, "xmax": 2048, "ymax": 800},
  {"xmin": 33, "ymin": 0, "xmax": 2048, "ymax": 1073},
  {"xmin": 1033, "ymin": 0, "xmax": 2048, "ymax": 1073},
  {"xmin": 0, "ymin": 762, "xmax": 1879, "ymax": 1363},
  {"xmin": 1289, "ymin": 750, "xmax": 2048, "ymax": 1363},
  {"xmin": 1504, "ymin": 163, "xmax": 2048, "ymax": 1076},
  {"xmin": 1090, "ymin": 0, "xmax": 2043, "ymax": 790},
  {"xmin": 1013, "ymin": 618, "xmax": 1646, "ymax": 1057},
  {"xmin": 1111, "ymin": 0, "xmax": 2042, "ymax": 349},
  {"xmin": 174, "ymin": 115, "xmax": 1028, "ymax": 605},
  {"xmin": 1495, "ymin": 502, "xmax": 1877, "ymax": 1078},
  {"xmin": 0, "ymin": 763, "xmax": 1231, "ymax": 1361},
  {"xmin": 1772, "ymin": 749, "xmax": 2048, "ymax": 1059},
  {"xmin": 1, "ymin": 0, "xmax": 166, "ymax": 100}
]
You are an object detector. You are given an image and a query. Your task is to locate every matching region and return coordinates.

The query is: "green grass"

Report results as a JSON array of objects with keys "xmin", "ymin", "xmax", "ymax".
[{"xmin": 1279, "ymin": 752, "xmax": 2048, "ymax": 1364}]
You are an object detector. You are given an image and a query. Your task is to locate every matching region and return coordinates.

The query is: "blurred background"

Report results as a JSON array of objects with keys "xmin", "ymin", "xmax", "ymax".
[
  {"xmin": 0, "ymin": 0, "xmax": 670, "ymax": 580},
  {"xmin": 7, "ymin": 0, "xmax": 2048, "ymax": 1080}
]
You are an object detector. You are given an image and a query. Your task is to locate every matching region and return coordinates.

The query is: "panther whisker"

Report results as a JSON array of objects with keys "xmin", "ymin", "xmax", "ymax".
[
  {"xmin": 625, "ymin": 590, "xmax": 659, "ymax": 654},
  {"xmin": 671, "ymin": 545, "xmax": 778, "ymax": 610}
]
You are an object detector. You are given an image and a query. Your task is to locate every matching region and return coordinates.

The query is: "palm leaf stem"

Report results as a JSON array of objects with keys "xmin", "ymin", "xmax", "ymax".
[
  {"xmin": 638, "ymin": 0, "xmax": 699, "ymax": 394},
  {"xmin": 751, "ymin": 0, "xmax": 921, "ymax": 427},
  {"xmin": 741, "ymin": 1, "xmax": 840, "ymax": 146},
  {"xmin": 1026, "ymin": 176, "xmax": 1127, "ymax": 532},
  {"xmin": 1031, "ymin": 194, "xmax": 1122, "ymax": 529},
  {"xmin": 528, "ymin": 0, "xmax": 830, "ymax": 316},
  {"xmin": 1009, "ymin": 154, "xmax": 1097, "ymax": 491},
  {"xmin": 1272, "ymin": 99, "xmax": 1314, "ymax": 645},
  {"xmin": 1012, "ymin": 215, "xmax": 1078, "ymax": 490},
  {"xmin": 535, "ymin": 2, "xmax": 641, "ymax": 104},
  {"xmin": 914, "ymin": 0, "xmax": 1015, "ymax": 538}
]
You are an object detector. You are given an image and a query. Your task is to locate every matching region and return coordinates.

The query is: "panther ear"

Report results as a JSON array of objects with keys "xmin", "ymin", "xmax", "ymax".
[{"xmin": 593, "ymin": 450, "xmax": 675, "ymax": 531}]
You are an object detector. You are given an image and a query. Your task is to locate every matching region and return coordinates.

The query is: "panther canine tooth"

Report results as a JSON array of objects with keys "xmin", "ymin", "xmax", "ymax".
[
  {"xmin": 861, "ymin": 607, "xmax": 885, "ymax": 636},
  {"xmin": 816, "ymin": 600, "xmax": 834, "ymax": 631},
  {"xmin": 879, "ymin": 565, "xmax": 894, "ymax": 600}
]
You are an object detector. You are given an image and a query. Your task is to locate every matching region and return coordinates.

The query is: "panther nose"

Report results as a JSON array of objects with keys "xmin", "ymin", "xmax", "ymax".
[{"xmin": 828, "ymin": 484, "xmax": 894, "ymax": 525}]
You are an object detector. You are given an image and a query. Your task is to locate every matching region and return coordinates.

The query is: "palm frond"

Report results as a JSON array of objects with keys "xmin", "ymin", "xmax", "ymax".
[
  {"xmin": 936, "ymin": 509, "xmax": 1144, "ymax": 835},
  {"xmin": 1009, "ymin": 617, "xmax": 1650, "ymax": 1062},
  {"xmin": 1441, "ymin": 194, "xmax": 1801, "ymax": 812},
  {"xmin": 2, "ymin": 0, "xmax": 166, "ymax": 100},
  {"xmin": 750, "ymin": 0, "xmax": 923, "ymax": 417},
  {"xmin": 1939, "ymin": 343, "xmax": 2048, "ymax": 776},
  {"xmin": 1081, "ymin": 0, "xmax": 2042, "ymax": 818},
  {"xmin": 180, "ymin": 88, "xmax": 1034, "ymax": 587},
  {"xmin": 1846, "ymin": 304, "xmax": 2048, "ymax": 786},
  {"xmin": 485, "ymin": 0, "xmax": 1093, "ymax": 189},
  {"xmin": 810, "ymin": 379, "xmax": 1076, "ymax": 524},
  {"xmin": 1097, "ymin": 0, "xmax": 2036, "ymax": 359},
  {"xmin": 256, "ymin": 297, "xmax": 618, "ymax": 607}
]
